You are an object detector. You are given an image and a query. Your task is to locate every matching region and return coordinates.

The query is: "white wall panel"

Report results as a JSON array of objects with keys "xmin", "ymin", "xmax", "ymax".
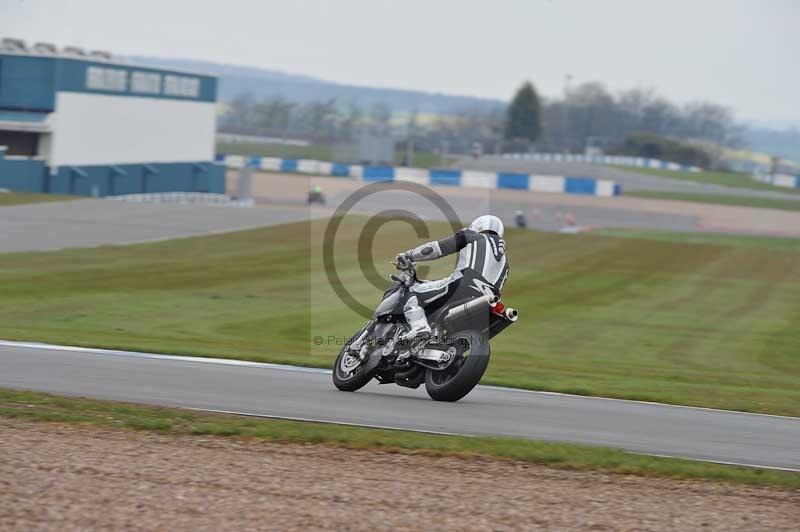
[
  {"xmin": 595, "ymin": 180, "xmax": 616, "ymax": 197},
  {"xmin": 529, "ymin": 175, "xmax": 565, "ymax": 193},
  {"xmin": 461, "ymin": 171, "xmax": 496, "ymax": 188},
  {"xmin": 49, "ymin": 92, "xmax": 216, "ymax": 166},
  {"xmin": 395, "ymin": 167, "xmax": 428, "ymax": 184},
  {"xmin": 773, "ymin": 174, "xmax": 796, "ymax": 188},
  {"xmin": 260, "ymin": 157, "xmax": 282, "ymax": 171},
  {"xmin": 226, "ymin": 155, "xmax": 245, "ymax": 168},
  {"xmin": 297, "ymin": 159, "xmax": 320, "ymax": 174}
]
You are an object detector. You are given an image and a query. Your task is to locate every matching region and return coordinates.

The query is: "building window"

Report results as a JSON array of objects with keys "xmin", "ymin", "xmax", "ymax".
[
  {"xmin": 86, "ymin": 66, "xmax": 127, "ymax": 91},
  {"xmin": 131, "ymin": 71, "xmax": 161, "ymax": 94},
  {"xmin": 163, "ymin": 75, "xmax": 200, "ymax": 98}
]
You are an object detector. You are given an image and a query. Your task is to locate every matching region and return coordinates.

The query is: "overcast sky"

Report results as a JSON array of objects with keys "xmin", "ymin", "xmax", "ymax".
[{"xmin": 2, "ymin": 0, "xmax": 798, "ymax": 126}]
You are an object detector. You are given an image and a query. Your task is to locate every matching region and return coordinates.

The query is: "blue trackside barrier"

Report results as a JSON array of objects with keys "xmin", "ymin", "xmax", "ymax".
[
  {"xmin": 362, "ymin": 166, "xmax": 395, "ymax": 181},
  {"xmin": 497, "ymin": 172, "xmax": 530, "ymax": 190},
  {"xmin": 280, "ymin": 159, "xmax": 298, "ymax": 172},
  {"xmin": 564, "ymin": 177, "xmax": 597, "ymax": 195},
  {"xmin": 331, "ymin": 162, "xmax": 350, "ymax": 177},
  {"xmin": 216, "ymin": 154, "xmax": 623, "ymax": 197},
  {"xmin": 429, "ymin": 169, "xmax": 462, "ymax": 186}
]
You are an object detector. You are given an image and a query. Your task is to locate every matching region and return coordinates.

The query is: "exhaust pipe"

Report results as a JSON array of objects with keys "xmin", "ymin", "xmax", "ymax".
[
  {"xmin": 444, "ymin": 294, "xmax": 499, "ymax": 327},
  {"xmin": 486, "ymin": 307, "xmax": 519, "ymax": 339}
]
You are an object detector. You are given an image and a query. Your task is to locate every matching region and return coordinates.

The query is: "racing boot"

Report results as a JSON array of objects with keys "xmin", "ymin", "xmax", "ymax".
[{"xmin": 401, "ymin": 296, "xmax": 431, "ymax": 342}]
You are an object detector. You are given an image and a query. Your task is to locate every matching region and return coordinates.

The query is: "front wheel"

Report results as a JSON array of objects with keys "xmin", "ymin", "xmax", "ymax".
[
  {"xmin": 332, "ymin": 322, "xmax": 376, "ymax": 392},
  {"xmin": 425, "ymin": 330, "xmax": 490, "ymax": 402},
  {"xmin": 332, "ymin": 345, "xmax": 373, "ymax": 391}
]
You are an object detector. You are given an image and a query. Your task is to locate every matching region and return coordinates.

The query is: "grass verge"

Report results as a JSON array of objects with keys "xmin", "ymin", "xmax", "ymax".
[
  {"xmin": 627, "ymin": 190, "xmax": 800, "ymax": 211},
  {"xmin": 1, "ymin": 218, "xmax": 799, "ymax": 416},
  {"xmin": 217, "ymin": 141, "xmax": 334, "ymax": 161},
  {"xmin": 1, "ymin": 388, "xmax": 797, "ymax": 489},
  {"xmin": 610, "ymin": 165, "xmax": 800, "ymax": 195},
  {"xmin": 216, "ymin": 141, "xmax": 455, "ymax": 169},
  {"xmin": 595, "ymin": 228, "xmax": 800, "ymax": 251},
  {"xmin": 0, "ymin": 192, "xmax": 78, "ymax": 206}
]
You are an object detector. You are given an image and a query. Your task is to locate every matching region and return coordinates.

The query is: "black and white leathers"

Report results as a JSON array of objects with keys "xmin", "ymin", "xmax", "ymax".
[
  {"xmin": 399, "ymin": 215, "xmax": 509, "ymax": 340},
  {"xmin": 407, "ymin": 228, "xmax": 509, "ymax": 296}
]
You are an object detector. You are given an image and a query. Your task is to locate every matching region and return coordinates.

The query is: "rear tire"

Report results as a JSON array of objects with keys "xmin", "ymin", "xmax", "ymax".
[{"xmin": 425, "ymin": 330, "xmax": 489, "ymax": 402}]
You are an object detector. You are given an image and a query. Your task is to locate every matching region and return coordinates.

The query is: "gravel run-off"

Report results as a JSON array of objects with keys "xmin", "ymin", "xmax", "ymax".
[{"xmin": 1, "ymin": 420, "xmax": 798, "ymax": 531}]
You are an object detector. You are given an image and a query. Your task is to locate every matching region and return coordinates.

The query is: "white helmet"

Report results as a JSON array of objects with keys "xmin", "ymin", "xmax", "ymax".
[{"xmin": 469, "ymin": 214, "xmax": 504, "ymax": 237}]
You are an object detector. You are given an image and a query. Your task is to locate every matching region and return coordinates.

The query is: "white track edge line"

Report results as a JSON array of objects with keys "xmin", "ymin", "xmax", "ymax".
[
  {"xmin": 0, "ymin": 339, "xmax": 330, "ymax": 374},
  {"xmin": 186, "ymin": 407, "xmax": 800, "ymax": 472},
  {"xmin": 2, "ymin": 339, "xmax": 798, "ymax": 421},
  {"xmin": 639, "ymin": 453, "xmax": 800, "ymax": 473}
]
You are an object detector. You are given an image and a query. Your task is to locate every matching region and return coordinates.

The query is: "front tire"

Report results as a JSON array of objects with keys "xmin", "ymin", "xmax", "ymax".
[
  {"xmin": 333, "ymin": 322, "xmax": 377, "ymax": 392},
  {"xmin": 425, "ymin": 330, "xmax": 489, "ymax": 402},
  {"xmin": 332, "ymin": 344, "xmax": 373, "ymax": 392}
]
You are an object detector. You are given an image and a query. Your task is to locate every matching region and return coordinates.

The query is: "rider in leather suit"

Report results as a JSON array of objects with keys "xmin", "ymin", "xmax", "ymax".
[{"xmin": 395, "ymin": 215, "xmax": 509, "ymax": 340}]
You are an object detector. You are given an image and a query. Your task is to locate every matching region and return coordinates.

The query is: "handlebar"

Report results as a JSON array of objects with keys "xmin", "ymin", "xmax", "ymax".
[
  {"xmin": 390, "ymin": 263, "xmax": 417, "ymax": 287},
  {"xmin": 390, "ymin": 259, "xmax": 416, "ymax": 273}
]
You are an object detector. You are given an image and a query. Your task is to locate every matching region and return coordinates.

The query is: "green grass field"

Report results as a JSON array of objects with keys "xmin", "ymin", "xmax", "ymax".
[
  {"xmin": 216, "ymin": 141, "xmax": 454, "ymax": 169},
  {"xmin": 2, "ymin": 389, "xmax": 797, "ymax": 488},
  {"xmin": 0, "ymin": 192, "xmax": 78, "ymax": 206},
  {"xmin": 610, "ymin": 165, "xmax": 800, "ymax": 195},
  {"xmin": 395, "ymin": 150, "xmax": 457, "ymax": 169},
  {"xmin": 1, "ymin": 218, "xmax": 799, "ymax": 415},
  {"xmin": 597, "ymin": 229, "xmax": 800, "ymax": 251},
  {"xmin": 627, "ymin": 190, "xmax": 800, "ymax": 211},
  {"xmin": 217, "ymin": 141, "xmax": 334, "ymax": 161}
]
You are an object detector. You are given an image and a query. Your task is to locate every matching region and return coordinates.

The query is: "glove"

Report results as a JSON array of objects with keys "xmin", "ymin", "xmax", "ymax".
[{"xmin": 395, "ymin": 251, "xmax": 412, "ymax": 270}]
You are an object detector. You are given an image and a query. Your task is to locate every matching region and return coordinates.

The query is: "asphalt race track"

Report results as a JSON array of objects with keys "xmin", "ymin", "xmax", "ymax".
[
  {"xmin": 1, "ymin": 341, "xmax": 798, "ymax": 472},
  {"xmin": 4, "ymin": 173, "xmax": 800, "ymax": 255},
  {"xmin": 0, "ymin": 199, "xmax": 325, "ymax": 253}
]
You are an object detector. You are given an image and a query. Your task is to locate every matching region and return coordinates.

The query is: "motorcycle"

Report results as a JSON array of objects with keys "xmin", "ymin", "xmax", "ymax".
[
  {"xmin": 308, "ymin": 188, "xmax": 326, "ymax": 205},
  {"xmin": 332, "ymin": 259, "xmax": 518, "ymax": 402}
]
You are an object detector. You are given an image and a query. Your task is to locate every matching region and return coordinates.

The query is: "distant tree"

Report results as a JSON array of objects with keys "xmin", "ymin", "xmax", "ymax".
[
  {"xmin": 340, "ymin": 103, "xmax": 364, "ymax": 141},
  {"xmin": 564, "ymin": 82, "xmax": 616, "ymax": 148},
  {"xmin": 369, "ymin": 103, "xmax": 391, "ymax": 125},
  {"xmin": 618, "ymin": 132, "xmax": 711, "ymax": 168},
  {"xmin": 505, "ymin": 82, "xmax": 542, "ymax": 143}
]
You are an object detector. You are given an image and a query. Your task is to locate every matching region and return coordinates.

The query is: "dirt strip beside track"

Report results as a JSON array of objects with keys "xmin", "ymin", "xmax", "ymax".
[{"xmin": 2, "ymin": 420, "xmax": 798, "ymax": 531}]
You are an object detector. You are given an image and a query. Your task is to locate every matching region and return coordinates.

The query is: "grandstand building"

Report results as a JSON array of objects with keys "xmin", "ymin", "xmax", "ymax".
[{"xmin": 0, "ymin": 38, "xmax": 224, "ymax": 196}]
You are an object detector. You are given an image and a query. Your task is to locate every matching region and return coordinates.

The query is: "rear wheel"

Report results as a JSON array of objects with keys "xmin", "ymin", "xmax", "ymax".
[{"xmin": 425, "ymin": 330, "xmax": 489, "ymax": 402}]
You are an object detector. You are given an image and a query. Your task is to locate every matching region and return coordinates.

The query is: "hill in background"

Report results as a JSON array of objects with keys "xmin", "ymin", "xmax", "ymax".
[{"xmin": 127, "ymin": 56, "xmax": 505, "ymax": 115}]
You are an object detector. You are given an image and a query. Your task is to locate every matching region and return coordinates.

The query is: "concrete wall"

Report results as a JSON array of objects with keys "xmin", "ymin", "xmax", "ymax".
[
  {"xmin": 0, "ymin": 147, "xmax": 224, "ymax": 196},
  {"xmin": 218, "ymin": 155, "xmax": 622, "ymax": 197},
  {"xmin": 47, "ymin": 161, "xmax": 225, "ymax": 196},
  {"xmin": 503, "ymin": 152, "xmax": 703, "ymax": 173},
  {"xmin": 0, "ymin": 149, "xmax": 47, "ymax": 192}
]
